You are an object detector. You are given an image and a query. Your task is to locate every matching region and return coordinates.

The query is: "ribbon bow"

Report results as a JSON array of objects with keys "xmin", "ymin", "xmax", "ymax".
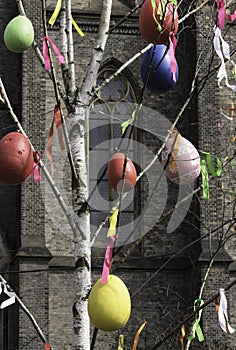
[
  {"xmin": 43, "ymin": 36, "xmax": 65, "ymax": 70},
  {"xmin": 213, "ymin": 26, "xmax": 236, "ymax": 92},
  {"xmin": 0, "ymin": 281, "xmax": 15, "ymax": 309},
  {"xmin": 188, "ymin": 299, "xmax": 204, "ymax": 343},
  {"xmin": 217, "ymin": 289, "xmax": 235, "ymax": 334}
]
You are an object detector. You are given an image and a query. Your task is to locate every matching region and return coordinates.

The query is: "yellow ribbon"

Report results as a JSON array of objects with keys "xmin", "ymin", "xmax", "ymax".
[
  {"xmin": 169, "ymin": 130, "xmax": 181, "ymax": 172},
  {"xmin": 118, "ymin": 334, "xmax": 124, "ymax": 350},
  {"xmin": 132, "ymin": 321, "xmax": 147, "ymax": 350},
  {"xmin": 71, "ymin": 16, "xmax": 85, "ymax": 37},
  {"xmin": 150, "ymin": 0, "xmax": 162, "ymax": 31},
  {"xmin": 107, "ymin": 209, "xmax": 118, "ymax": 237},
  {"xmin": 180, "ymin": 324, "xmax": 185, "ymax": 350},
  {"xmin": 157, "ymin": 0, "xmax": 168, "ymax": 19},
  {"xmin": 48, "ymin": 1, "xmax": 84, "ymax": 37},
  {"xmin": 49, "ymin": 0, "xmax": 62, "ymax": 26}
]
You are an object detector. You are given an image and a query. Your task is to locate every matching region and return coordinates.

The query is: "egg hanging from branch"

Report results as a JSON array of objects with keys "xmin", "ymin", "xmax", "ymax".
[
  {"xmin": 161, "ymin": 132, "xmax": 201, "ymax": 185},
  {"xmin": 141, "ymin": 44, "xmax": 178, "ymax": 94},
  {"xmin": 88, "ymin": 275, "xmax": 131, "ymax": 331},
  {"xmin": 107, "ymin": 152, "xmax": 137, "ymax": 192},
  {"xmin": 0, "ymin": 132, "xmax": 34, "ymax": 185},
  {"xmin": 4, "ymin": 15, "xmax": 34, "ymax": 53},
  {"xmin": 139, "ymin": 0, "xmax": 178, "ymax": 45}
]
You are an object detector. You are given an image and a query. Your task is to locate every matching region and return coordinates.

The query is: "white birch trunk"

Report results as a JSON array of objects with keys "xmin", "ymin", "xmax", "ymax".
[
  {"xmin": 66, "ymin": 1, "xmax": 113, "ymax": 349},
  {"xmin": 69, "ymin": 104, "xmax": 91, "ymax": 350}
]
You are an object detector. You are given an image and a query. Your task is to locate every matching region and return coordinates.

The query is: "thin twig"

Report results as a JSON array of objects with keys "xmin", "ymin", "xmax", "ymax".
[
  {"xmin": 178, "ymin": 0, "xmax": 211, "ymax": 24},
  {"xmin": 0, "ymin": 275, "xmax": 50, "ymax": 346},
  {"xmin": 150, "ymin": 276, "xmax": 236, "ymax": 349}
]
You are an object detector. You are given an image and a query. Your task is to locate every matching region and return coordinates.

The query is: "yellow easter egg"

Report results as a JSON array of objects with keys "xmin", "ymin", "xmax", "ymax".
[{"xmin": 88, "ymin": 275, "xmax": 131, "ymax": 331}]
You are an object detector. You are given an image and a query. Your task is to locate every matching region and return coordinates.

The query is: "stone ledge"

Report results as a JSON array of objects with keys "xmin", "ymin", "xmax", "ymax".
[
  {"xmin": 49, "ymin": 256, "xmax": 74, "ymax": 267},
  {"xmin": 228, "ymin": 261, "xmax": 236, "ymax": 272},
  {"xmin": 198, "ymin": 239, "xmax": 233, "ymax": 263},
  {"xmin": 31, "ymin": 255, "xmax": 196, "ymax": 271},
  {"xmin": 15, "ymin": 246, "xmax": 52, "ymax": 260}
]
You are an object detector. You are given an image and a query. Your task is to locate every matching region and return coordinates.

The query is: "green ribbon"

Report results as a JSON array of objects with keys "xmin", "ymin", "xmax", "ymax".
[
  {"xmin": 200, "ymin": 158, "xmax": 209, "ymax": 199},
  {"xmin": 150, "ymin": 0, "xmax": 162, "ymax": 31},
  {"xmin": 230, "ymin": 160, "xmax": 234, "ymax": 170},
  {"xmin": 121, "ymin": 104, "xmax": 142, "ymax": 135},
  {"xmin": 200, "ymin": 152, "xmax": 222, "ymax": 199},
  {"xmin": 170, "ymin": 0, "xmax": 177, "ymax": 5},
  {"xmin": 188, "ymin": 299, "xmax": 204, "ymax": 343}
]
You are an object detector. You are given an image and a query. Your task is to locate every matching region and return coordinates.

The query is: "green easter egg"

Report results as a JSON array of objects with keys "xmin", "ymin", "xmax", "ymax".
[{"xmin": 4, "ymin": 15, "xmax": 34, "ymax": 53}]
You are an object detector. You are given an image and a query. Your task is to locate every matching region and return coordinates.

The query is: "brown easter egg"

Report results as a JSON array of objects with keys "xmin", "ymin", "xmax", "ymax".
[
  {"xmin": 0, "ymin": 132, "xmax": 34, "ymax": 185},
  {"xmin": 161, "ymin": 134, "xmax": 200, "ymax": 185},
  {"xmin": 139, "ymin": 0, "xmax": 178, "ymax": 45},
  {"xmin": 107, "ymin": 152, "xmax": 137, "ymax": 192}
]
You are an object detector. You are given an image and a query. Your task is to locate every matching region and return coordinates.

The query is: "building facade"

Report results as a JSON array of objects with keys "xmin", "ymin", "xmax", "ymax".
[{"xmin": 0, "ymin": 0, "xmax": 235, "ymax": 349}]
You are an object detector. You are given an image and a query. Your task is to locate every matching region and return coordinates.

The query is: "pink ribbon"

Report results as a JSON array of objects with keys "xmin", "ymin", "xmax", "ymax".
[
  {"xmin": 43, "ymin": 35, "xmax": 65, "ymax": 70},
  {"xmin": 169, "ymin": 32, "xmax": 177, "ymax": 83},
  {"xmin": 33, "ymin": 165, "xmax": 40, "ymax": 182},
  {"xmin": 218, "ymin": 117, "xmax": 221, "ymax": 132},
  {"xmin": 33, "ymin": 151, "xmax": 41, "ymax": 183},
  {"xmin": 217, "ymin": 0, "xmax": 236, "ymax": 29},
  {"xmin": 217, "ymin": 0, "xmax": 226, "ymax": 29},
  {"xmin": 22, "ymin": 151, "xmax": 41, "ymax": 184},
  {"xmin": 101, "ymin": 235, "xmax": 117, "ymax": 284},
  {"xmin": 225, "ymin": 11, "xmax": 236, "ymax": 22}
]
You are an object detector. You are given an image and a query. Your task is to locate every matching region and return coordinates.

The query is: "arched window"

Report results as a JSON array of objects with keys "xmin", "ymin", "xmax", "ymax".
[{"xmin": 88, "ymin": 59, "xmax": 139, "ymax": 248}]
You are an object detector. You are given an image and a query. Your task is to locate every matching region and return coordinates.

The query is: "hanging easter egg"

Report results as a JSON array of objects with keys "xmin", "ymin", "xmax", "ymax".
[
  {"xmin": 161, "ymin": 133, "xmax": 201, "ymax": 185},
  {"xmin": 4, "ymin": 15, "xmax": 34, "ymax": 53},
  {"xmin": 0, "ymin": 132, "xmax": 34, "ymax": 185},
  {"xmin": 139, "ymin": 0, "xmax": 178, "ymax": 45},
  {"xmin": 107, "ymin": 152, "xmax": 137, "ymax": 192},
  {"xmin": 141, "ymin": 44, "xmax": 178, "ymax": 94},
  {"xmin": 88, "ymin": 275, "xmax": 131, "ymax": 331}
]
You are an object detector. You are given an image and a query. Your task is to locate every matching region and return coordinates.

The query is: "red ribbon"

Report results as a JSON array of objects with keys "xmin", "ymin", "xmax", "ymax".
[
  {"xmin": 44, "ymin": 343, "xmax": 51, "ymax": 350},
  {"xmin": 101, "ymin": 235, "xmax": 117, "ymax": 284},
  {"xmin": 169, "ymin": 32, "xmax": 177, "ymax": 83},
  {"xmin": 43, "ymin": 35, "xmax": 65, "ymax": 70},
  {"xmin": 46, "ymin": 104, "xmax": 65, "ymax": 176}
]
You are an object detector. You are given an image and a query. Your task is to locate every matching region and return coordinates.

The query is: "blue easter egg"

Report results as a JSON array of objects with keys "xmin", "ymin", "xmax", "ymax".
[{"xmin": 141, "ymin": 44, "xmax": 178, "ymax": 94}]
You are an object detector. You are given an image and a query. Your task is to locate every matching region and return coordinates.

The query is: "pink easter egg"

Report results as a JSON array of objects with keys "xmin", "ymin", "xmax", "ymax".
[{"xmin": 161, "ymin": 135, "xmax": 200, "ymax": 185}]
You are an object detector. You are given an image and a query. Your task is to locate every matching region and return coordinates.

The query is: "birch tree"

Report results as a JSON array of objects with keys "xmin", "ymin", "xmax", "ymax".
[{"xmin": 58, "ymin": 1, "xmax": 113, "ymax": 348}]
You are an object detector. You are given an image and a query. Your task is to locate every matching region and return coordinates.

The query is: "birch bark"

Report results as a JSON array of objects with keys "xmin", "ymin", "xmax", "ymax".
[{"xmin": 63, "ymin": 1, "xmax": 113, "ymax": 348}]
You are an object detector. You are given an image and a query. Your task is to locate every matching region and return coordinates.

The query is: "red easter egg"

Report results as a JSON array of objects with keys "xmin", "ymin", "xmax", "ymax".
[
  {"xmin": 139, "ymin": 0, "xmax": 178, "ymax": 45},
  {"xmin": 0, "ymin": 132, "xmax": 34, "ymax": 185},
  {"xmin": 161, "ymin": 135, "xmax": 200, "ymax": 185},
  {"xmin": 107, "ymin": 153, "xmax": 137, "ymax": 192}
]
